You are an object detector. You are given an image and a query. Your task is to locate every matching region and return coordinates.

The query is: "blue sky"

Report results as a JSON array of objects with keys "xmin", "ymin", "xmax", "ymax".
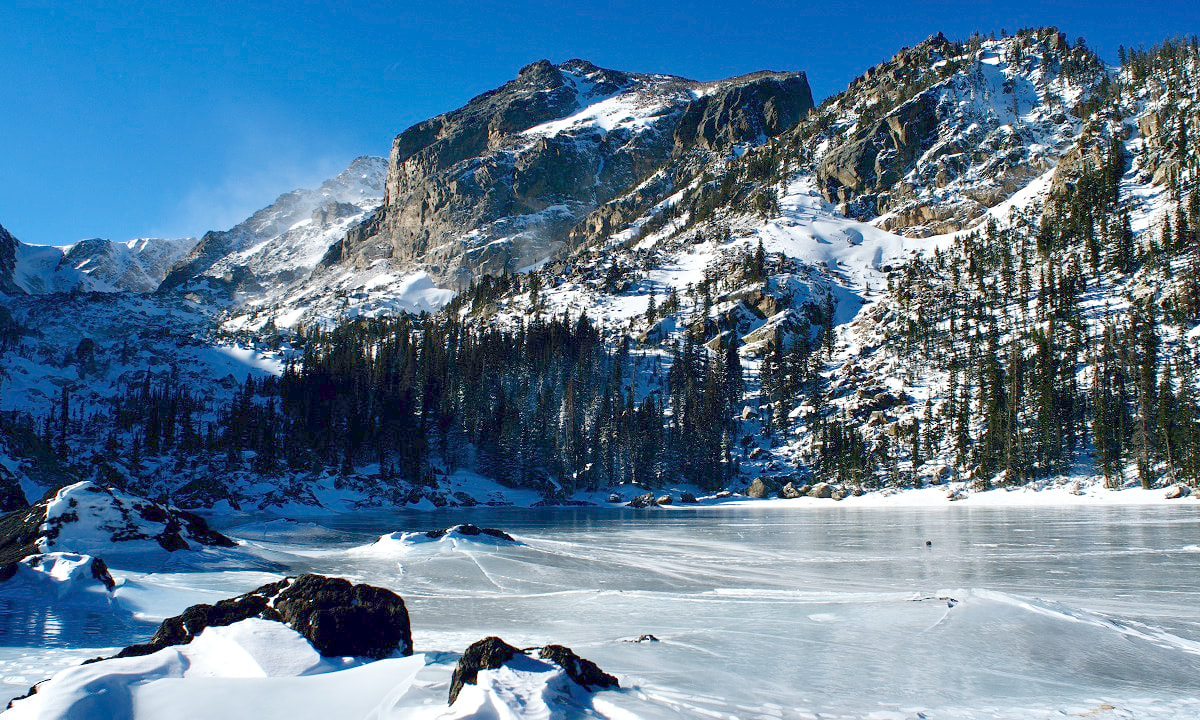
[{"xmin": 1, "ymin": 0, "xmax": 1196, "ymax": 244}]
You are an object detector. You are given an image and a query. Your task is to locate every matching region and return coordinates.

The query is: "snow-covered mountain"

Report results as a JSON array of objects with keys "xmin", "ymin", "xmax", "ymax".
[
  {"xmin": 328, "ymin": 60, "xmax": 812, "ymax": 285},
  {"xmin": 0, "ymin": 223, "xmax": 197, "ymax": 295},
  {"xmin": 158, "ymin": 156, "xmax": 386, "ymax": 295},
  {"xmin": 3, "ymin": 28, "xmax": 1200, "ymax": 513},
  {"xmin": 189, "ymin": 61, "xmax": 814, "ymax": 330},
  {"xmin": 430, "ymin": 29, "xmax": 1200, "ymax": 497}
]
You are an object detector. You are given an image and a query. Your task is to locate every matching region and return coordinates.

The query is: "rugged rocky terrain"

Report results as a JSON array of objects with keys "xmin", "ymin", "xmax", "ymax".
[
  {"xmin": 2, "ymin": 28, "xmax": 1199, "ymax": 510},
  {"xmin": 327, "ymin": 60, "xmax": 812, "ymax": 288}
]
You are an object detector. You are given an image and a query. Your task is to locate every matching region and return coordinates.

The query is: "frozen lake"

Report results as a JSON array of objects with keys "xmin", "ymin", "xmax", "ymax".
[{"xmin": 4, "ymin": 504, "xmax": 1200, "ymax": 718}]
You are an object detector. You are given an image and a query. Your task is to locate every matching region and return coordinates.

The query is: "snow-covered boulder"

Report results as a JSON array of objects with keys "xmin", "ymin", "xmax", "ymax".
[
  {"xmin": 117, "ymin": 574, "xmax": 413, "ymax": 661},
  {"xmin": 0, "ymin": 481, "xmax": 234, "ymax": 565},
  {"xmin": 421, "ymin": 524, "xmax": 515, "ymax": 543},
  {"xmin": 807, "ymin": 481, "xmax": 834, "ymax": 499},
  {"xmin": 0, "ymin": 552, "xmax": 115, "ymax": 605},
  {"xmin": 355, "ymin": 524, "xmax": 518, "ymax": 556},
  {"xmin": 3, "ymin": 618, "xmax": 424, "ymax": 720},
  {"xmin": 448, "ymin": 636, "xmax": 617, "ymax": 706},
  {"xmin": 627, "ymin": 492, "xmax": 658, "ymax": 508}
]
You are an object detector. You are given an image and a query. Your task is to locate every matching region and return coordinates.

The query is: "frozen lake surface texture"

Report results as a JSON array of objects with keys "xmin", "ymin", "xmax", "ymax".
[{"xmin": 3, "ymin": 504, "xmax": 1200, "ymax": 719}]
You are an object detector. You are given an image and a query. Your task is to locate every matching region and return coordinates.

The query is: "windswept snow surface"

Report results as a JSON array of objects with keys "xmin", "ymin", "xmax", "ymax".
[{"xmin": 4, "ymin": 505, "xmax": 1200, "ymax": 719}]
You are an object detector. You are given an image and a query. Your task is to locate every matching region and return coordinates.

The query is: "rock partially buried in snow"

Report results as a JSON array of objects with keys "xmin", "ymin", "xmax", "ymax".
[
  {"xmin": 807, "ymin": 482, "xmax": 833, "ymax": 499},
  {"xmin": 5, "ymin": 617, "xmax": 425, "ymax": 720},
  {"xmin": 116, "ymin": 573, "xmax": 413, "ymax": 661},
  {"xmin": 0, "ymin": 481, "xmax": 234, "ymax": 565},
  {"xmin": 448, "ymin": 636, "xmax": 521, "ymax": 704},
  {"xmin": 679, "ymin": 492, "xmax": 698, "ymax": 504},
  {"xmin": 779, "ymin": 481, "xmax": 803, "ymax": 499},
  {"xmin": 1164, "ymin": 485, "xmax": 1191, "ymax": 499},
  {"xmin": 627, "ymin": 492, "xmax": 658, "ymax": 508},
  {"xmin": 423, "ymin": 523, "xmax": 515, "ymax": 542},
  {"xmin": 537, "ymin": 645, "xmax": 619, "ymax": 690},
  {"xmin": 360, "ymin": 524, "xmax": 520, "ymax": 554},
  {"xmin": 448, "ymin": 636, "xmax": 618, "ymax": 705}
]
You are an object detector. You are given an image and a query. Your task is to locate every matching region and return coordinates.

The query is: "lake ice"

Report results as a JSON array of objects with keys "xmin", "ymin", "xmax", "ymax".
[{"xmin": 3, "ymin": 504, "xmax": 1200, "ymax": 719}]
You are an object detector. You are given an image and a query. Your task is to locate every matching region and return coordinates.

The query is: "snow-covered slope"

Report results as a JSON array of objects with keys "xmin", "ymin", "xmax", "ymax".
[
  {"xmin": 807, "ymin": 29, "xmax": 1105, "ymax": 235},
  {"xmin": 63, "ymin": 237, "xmax": 199, "ymax": 293},
  {"xmin": 159, "ymin": 156, "xmax": 386, "ymax": 295},
  {"xmin": 0, "ymin": 228, "xmax": 197, "ymax": 295},
  {"xmin": 3, "ymin": 619, "xmax": 426, "ymax": 720}
]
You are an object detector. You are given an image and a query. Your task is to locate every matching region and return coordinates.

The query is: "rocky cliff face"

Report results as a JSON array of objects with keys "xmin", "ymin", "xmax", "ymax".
[
  {"xmin": 326, "ymin": 60, "xmax": 813, "ymax": 287},
  {"xmin": 806, "ymin": 29, "xmax": 1105, "ymax": 235},
  {"xmin": 0, "ymin": 224, "xmax": 21, "ymax": 295}
]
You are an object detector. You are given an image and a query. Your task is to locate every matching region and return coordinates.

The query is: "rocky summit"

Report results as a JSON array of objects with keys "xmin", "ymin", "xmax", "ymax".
[{"xmin": 326, "ymin": 59, "xmax": 813, "ymax": 287}]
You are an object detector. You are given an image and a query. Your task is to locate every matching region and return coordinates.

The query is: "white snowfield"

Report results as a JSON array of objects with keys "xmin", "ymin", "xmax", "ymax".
[{"xmin": 3, "ymin": 620, "xmax": 425, "ymax": 720}]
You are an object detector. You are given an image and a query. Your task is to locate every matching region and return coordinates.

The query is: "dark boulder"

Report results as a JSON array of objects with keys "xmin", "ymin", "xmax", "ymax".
[
  {"xmin": 627, "ymin": 492, "xmax": 658, "ymax": 508},
  {"xmin": 679, "ymin": 492, "xmax": 698, "ymax": 504},
  {"xmin": 449, "ymin": 636, "xmax": 522, "ymax": 704},
  {"xmin": 424, "ymin": 524, "xmax": 514, "ymax": 542},
  {"xmin": 116, "ymin": 574, "xmax": 412, "ymax": 661},
  {"xmin": 89, "ymin": 556, "xmax": 115, "ymax": 591},
  {"xmin": 538, "ymin": 645, "xmax": 619, "ymax": 690},
  {"xmin": 449, "ymin": 637, "xmax": 618, "ymax": 705}
]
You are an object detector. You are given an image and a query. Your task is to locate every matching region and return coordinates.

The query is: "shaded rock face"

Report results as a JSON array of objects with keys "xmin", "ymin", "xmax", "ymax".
[
  {"xmin": 0, "ymin": 224, "xmax": 22, "ymax": 295},
  {"xmin": 117, "ymin": 574, "xmax": 413, "ymax": 661},
  {"xmin": 0, "ymin": 464, "xmax": 26, "ymax": 513},
  {"xmin": 818, "ymin": 92, "xmax": 940, "ymax": 210},
  {"xmin": 674, "ymin": 73, "xmax": 814, "ymax": 152},
  {"xmin": 537, "ymin": 644, "xmax": 620, "ymax": 690},
  {"xmin": 448, "ymin": 636, "xmax": 618, "ymax": 705},
  {"xmin": 332, "ymin": 60, "xmax": 812, "ymax": 286}
]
